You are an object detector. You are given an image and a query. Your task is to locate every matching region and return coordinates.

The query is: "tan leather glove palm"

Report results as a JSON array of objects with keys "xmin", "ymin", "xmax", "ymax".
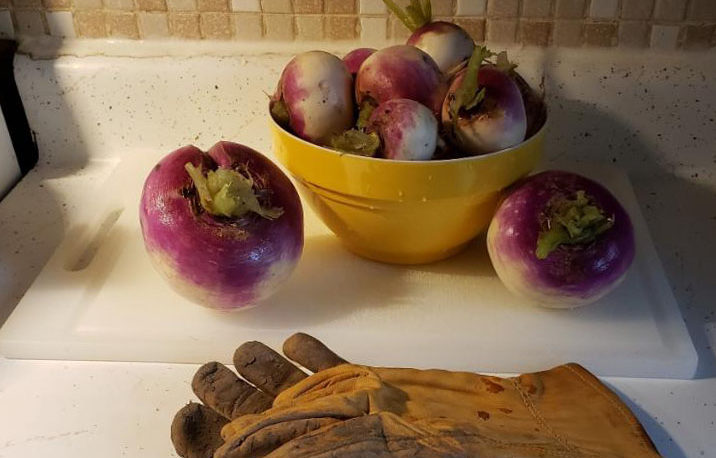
[{"xmin": 173, "ymin": 334, "xmax": 660, "ymax": 458}]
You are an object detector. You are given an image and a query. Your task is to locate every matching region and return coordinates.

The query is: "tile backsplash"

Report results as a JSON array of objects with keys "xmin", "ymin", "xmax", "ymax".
[{"xmin": 0, "ymin": 0, "xmax": 714, "ymax": 49}]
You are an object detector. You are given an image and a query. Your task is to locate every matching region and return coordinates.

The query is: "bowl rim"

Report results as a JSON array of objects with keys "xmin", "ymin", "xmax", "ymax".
[{"xmin": 268, "ymin": 109, "xmax": 548, "ymax": 166}]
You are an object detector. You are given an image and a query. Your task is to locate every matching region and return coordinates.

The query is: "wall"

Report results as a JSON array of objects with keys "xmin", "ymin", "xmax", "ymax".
[{"xmin": 0, "ymin": 0, "xmax": 714, "ymax": 49}]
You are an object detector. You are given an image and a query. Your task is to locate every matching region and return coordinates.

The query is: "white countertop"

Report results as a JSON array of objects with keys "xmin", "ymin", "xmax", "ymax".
[{"xmin": 1, "ymin": 45, "xmax": 715, "ymax": 457}]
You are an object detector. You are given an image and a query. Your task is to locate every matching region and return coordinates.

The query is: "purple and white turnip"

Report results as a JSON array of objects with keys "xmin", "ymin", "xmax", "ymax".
[
  {"xmin": 367, "ymin": 98, "xmax": 437, "ymax": 160},
  {"xmin": 407, "ymin": 22, "xmax": 475, "ymax": 75},
  {"xmin": 384, "ymin": 0, "xmax": 475, "ymax": 74},
  {"xmin": 355, "ymin": 44, "xmax": 447, "ymax": 117},
  {"xmin": 271, "ymin": 50, "xmax": 354, "ymax": 146},
  {"xmin": 343, "ymin": 48, "xmax": 376, "ymax": 76},
  {"xmin": 139, "ymin": 141, "xmax": 303, "ymax": 310},
  {"xmin": 442, "ymin": 48, "xmax": 528, "ymax": 155},
  {"xmin": 487, "ymin": 171, "xmax": 635, "ymax": 308}
]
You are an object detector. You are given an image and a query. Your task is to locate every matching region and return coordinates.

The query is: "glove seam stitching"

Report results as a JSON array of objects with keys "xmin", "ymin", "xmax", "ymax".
[{"xmin": 508, "ymin": 377, "xmax": 580, "ymax": 453}]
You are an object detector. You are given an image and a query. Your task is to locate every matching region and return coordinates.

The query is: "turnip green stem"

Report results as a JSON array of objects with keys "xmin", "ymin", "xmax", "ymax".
[
  {"xmin": 450, "ymin": 46, "xmax": 494, "ymax": 122},
  {"xmin": 535, "ymin": 190, "xmax": 615, "ymax": 259},
  {"xmin": 383, "ymin": 0, "xmax": 431, "ymax": 31},
  {"xmin": 184, "ymin": 163, "xmax": 283, "ymax": 220},
  {"xmin": 329, "ymin": 130, "xmax": 380, "ymax": 156},
  {"xmin": 270, "ymin": 99, "xmax": 290, "ymax": 127}
]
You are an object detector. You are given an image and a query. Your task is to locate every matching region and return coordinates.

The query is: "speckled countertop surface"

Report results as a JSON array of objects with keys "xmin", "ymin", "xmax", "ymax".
[{"xmin": 0, "ymin": 45, "xmax": 715, "ymax": 457}]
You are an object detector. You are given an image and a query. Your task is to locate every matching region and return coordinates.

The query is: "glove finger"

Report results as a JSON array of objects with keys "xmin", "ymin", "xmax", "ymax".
[
  {"xmin": 215, "ymin": 417, "xmax": 340, "ymax": 458},
  {"xmin": 171, "ymin": 402, "xmax": 228, "ymax": 458},
  {"xmin": 233, "ymin": 341, "xmax": 307, "ymax": 397},
  {"xmin": 192, "ymin": 361, "xmax": 274, "ymax": 420},
  {"xmin": 282, "ymin": 332, "xmax": 348, "ymax": 373}
]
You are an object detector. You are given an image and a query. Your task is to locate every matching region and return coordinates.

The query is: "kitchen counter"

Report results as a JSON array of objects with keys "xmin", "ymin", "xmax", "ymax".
[{"xmin": 1, "ymin": 43, "xmax": 715, "ymax": 457}]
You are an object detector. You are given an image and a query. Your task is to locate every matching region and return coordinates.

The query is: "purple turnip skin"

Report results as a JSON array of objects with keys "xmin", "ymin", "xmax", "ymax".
[
  {"xmin": 139, "ymin": 141, "xmax": 303, "ymax": 310},
  {"xmin": 367, "ymin": 99, "xmax": 437, "ymax": 160},
  {"xmin": 343, "ymin": 48, "xmax": 376, "ymax": 76},
  {"xmin": 274, "ymin": 51, "xmax": 354, "ymax": 146},
  {"xmin": 487, "ymin": 171, "xmax": 635, "ymax": 308},
  {"xmin": 407, "ymin": 21, "xmax": 474, "ymax": 74},
  {"xmin": 442, "ymin": 65, "xmax": 527, "ymax": 155},
  {"xmin": 355, "ymin": 45, "xmax": 447, "ymax": 116}
]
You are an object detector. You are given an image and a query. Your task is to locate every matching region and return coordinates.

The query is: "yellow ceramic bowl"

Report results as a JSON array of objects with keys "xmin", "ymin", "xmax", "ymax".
[{"xmin": 270, "ymin": 117, "xmax": 545, "ymax": 264}]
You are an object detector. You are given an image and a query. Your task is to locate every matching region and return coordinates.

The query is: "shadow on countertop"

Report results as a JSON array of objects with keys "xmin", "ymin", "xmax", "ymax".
[
  {"xmin": 605, "ymin": 382, "xmax": 689, "ymax": 458},
  {"xmin": 0, "ymin": 47, "xmax": 90, "ymax": 325},
  {"xmin": 543, "ymin": 94, "xmax": 716, "ymax": 380},
  {"xmin": 14, "ymin": 51, "xmax": 92, "ymax": 178}
]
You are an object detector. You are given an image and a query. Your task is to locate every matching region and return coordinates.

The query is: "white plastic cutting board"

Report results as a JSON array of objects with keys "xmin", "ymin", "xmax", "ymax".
[{"xmin": 0, "ymin": 151, "xmax": 697, "ymax": 379}]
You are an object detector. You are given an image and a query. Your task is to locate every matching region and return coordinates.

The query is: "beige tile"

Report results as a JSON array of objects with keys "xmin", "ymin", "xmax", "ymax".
[
  {"xmin": 522, "ymin": 0, "xmax": 551, "ymax": 18},
  {"xmin": 169, "ymin": 11, "xmax": 201, "ymax": 37},
  {"xmin": 554, "ymin": 0, "xmax": 585, "ymax": 18},
  {"xmin": 324, "ymin": 0, "xmax": 355, "ymax": 13},
  {"xmin": 681, "ymin": 24, "xmax": 714, "ymax": 50},
  {"xmin": 618, "ymin": 21, "xmax": 649, "ymax": 47},
  {"xmin": 620, "ymin": 0, "xmax": 653, "ymax": 19},
  {"xmin": 430, "ymin": 0, "xmax": 453, "ymax": 16},
  {"xmin": 295, "ymin": 14, "xmax": 322, "ymax": 39},
  {"xmin": 552, "ymin": 19, "xmax": 582, "ymax": 45},
  {"xmin": 0, "ymin": 10, "xmax": 13, "ymax": 38},
  {"xmin": 200, "ymin": 12, "xmax": 231, "ymax": 37},
  {"xmin": 167, "ymin": 0, "xmax": 197, "ymax": 10},
  {"xmin": 486, "ymin": 19, "xmax": 517, "ymax": 42},
  {"xmin": 293, "ymin": 0, "xmax": 322, "ymax": 13},
  {"xmin": 13, "ymin": 0, "xmax": 42, "ymax": 9},
  {"xmin": 46, "ymin": 10, "xmax": 75, "ymax": 36},
  {"xmin": 232, "ymin": 0, "xmax": 260, "ymax": 10},
  {"xmin": 455, "ymin": 0, "xmax": 484, "ymax": 16},
  {"xmin": 43, "ymin": 0, "xmax": 71, "ymax": 10},
  {"xmin": 687, "ymin": 0, "xmax": 716, "ymax": 20},
  {"xmin": 198, "ymin": 0, "xmax": 228, "ymax": 11},
  {"xmin": 75, "ymin": 10, "xmax": 106, "ymax": 36},
  {"xmin": 137, "ymin": 0, "xmax": 168, "ymax": 11},
  {"xmin": 653, "ymin": 0, "xmax": 686, "ymax": 20},
  {"xmin": 138, "ymin": 12, "xmax": 169, "ymax": 36},
  {"xmin": 325, "ymin": 14, "xmax": 356, "ymax": 39},
  {"xmin": 359, "ymin": 0, "xmax": 384, "ymax": 14},
  {"xmin": 74, "ymin": 0, "xmax": 103, "ymax": 10},
  {"xmin": 15, "ymin": 10, "xmax": 45, "ymax": 35},
  {"xmin": 487, "ymin": 0, "xmax": 518, "ymax": 17},
  {"xmin": 454, "ymin": 17, "xmax": 484, "ymax": 41},
  {"xmin": 232, "ymin": 12, "xmax": 261, "ymax": 38},
  {"xmin": 360, "ymin": 15, "xmax": 385, "ymax": 40},
  {"xmin": 583, "ymin": 21, "xmax": 615, "ymax": 46},
  {"xmin": 104, "ymin": 0, "xmax": 134, "ymax": 10},
  {"xmin": 650, "ymin": 24, "xmax": 678, "ymax": 48},
  {"xmin": 519, "ymin": 20, "xmax": 551, "ymax": 46},
  {"xmin": 106, "ymin": 11, "xmax": 138, "ymax": 37},
  {"xmin": 388, "ymin": 15, "xmax": 410, "ymax": 38},
  {"xmin": 263, "ymin": 13, "xmax": 294, "ymax": 39},
  {"xmin": 261, "ymin": 0, "xmax": 291, "ymax": 13},
  {"xmin": 589, "ymin": 0, "xmax": 618, "ymax": 18}
]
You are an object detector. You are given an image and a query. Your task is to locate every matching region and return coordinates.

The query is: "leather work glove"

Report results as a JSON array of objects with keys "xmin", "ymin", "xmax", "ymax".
[{"xmin": 172, "ymin": 333, "xmax": 660, "ymax": 458}]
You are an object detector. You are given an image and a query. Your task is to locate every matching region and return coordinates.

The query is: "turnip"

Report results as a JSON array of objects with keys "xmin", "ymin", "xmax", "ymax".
[
  {"xmin": 355, "ymin": 45, "xmax": 447, "ymax": 116},
  {"xmin": 487, "ymin": 171, "xmax": 635, "ymax": 309},
  {"xmin": 442, "ymin": 48, "xmax": 527, "ymax": 155},
  {"xmin": 271, "ymin": 50, "xmax": 354, "ymax": 146},
  {"xmin": 384, "ymin": 0, "xmax": 475, "ymax": 74},
  {"xmin": 367, "ymin": 99, "xmax": 437, "ymax": 160},
  {"xmin": 139, "ymin": 141, "xmax": 303, "ymax": 310},
  {"xmin": 407, "ymin": 22, "xmax": 474, "ymax": 75},
  {"xmin": 343, "ymin": 48, "xmax": 376, "ymax": 76}
]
